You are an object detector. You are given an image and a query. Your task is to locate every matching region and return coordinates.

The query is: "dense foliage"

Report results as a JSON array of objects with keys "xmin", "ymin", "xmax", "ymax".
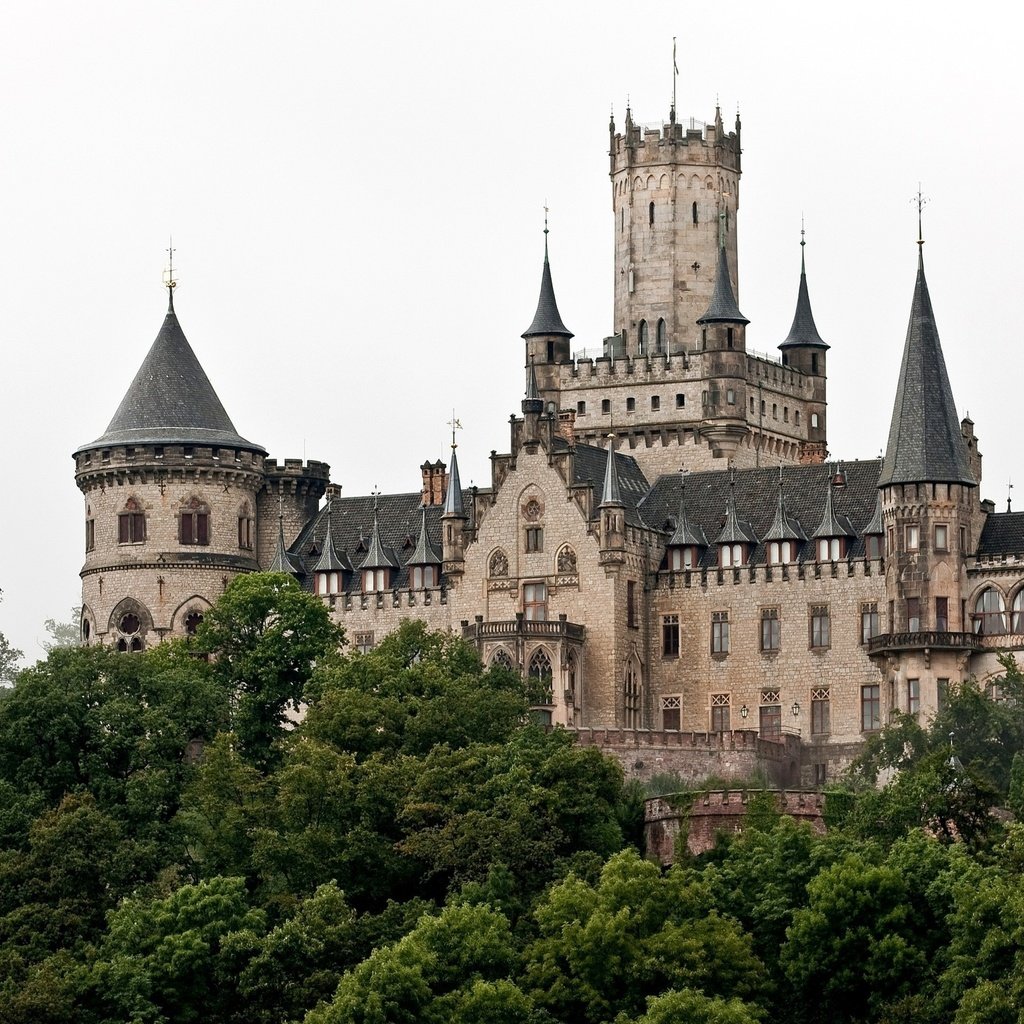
[{"xmin": 1, "ymin": 574, "xmax": 1024, "ymax": 1023}]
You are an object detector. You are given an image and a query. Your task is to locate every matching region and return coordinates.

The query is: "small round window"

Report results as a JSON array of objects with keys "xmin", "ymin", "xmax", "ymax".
[{"xmin": 119, "ymin": 612, "xmax": 141, "ymax": 635}]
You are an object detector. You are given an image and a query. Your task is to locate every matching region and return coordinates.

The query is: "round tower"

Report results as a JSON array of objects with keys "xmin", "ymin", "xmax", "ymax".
[
  {"xmin": 74, "ymin": 287, "xmax": 267, "ymax": 649},
  {"xmin": 610, "ymin": 103, "xmax": 741, "ymax": 355}
]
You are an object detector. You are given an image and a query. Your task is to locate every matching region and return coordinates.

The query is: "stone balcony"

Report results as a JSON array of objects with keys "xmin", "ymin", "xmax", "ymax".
[
  {"xmin": 461, "ymin": 613, "xmax": 585, "ymax": 643},
  {"xmin": 866, "ymin": 630, "xmax": 982, "ymax": 656}
]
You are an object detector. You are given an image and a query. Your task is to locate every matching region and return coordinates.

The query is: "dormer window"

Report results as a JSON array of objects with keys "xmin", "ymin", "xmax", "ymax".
[
  {"xmin": 669, "ymin": 547, "xmax": 697, "ymax": 571},
  {"xmin": 720, "ymin": 543, "xmax": 746, "ymax": 568},
  {"xmin": 768, "ymin": 540, "xmax": 795, "ymax": 565},
  {"xmin": 412, "ymin": 565, "xmax": 438, "ymax": 589},
  {"xmin": 866, "ymin": 535, "xmax": 883, "ymax": 559},
  {"xmin": 817, "ymin": 537, "xmax": 845, "ymax": 561},
  {"xmin": 363, "ymin": 568, "xmax": 389, "ymax": 593},
  {"xmin": 317, "ymin": 571, "xmax": 343, "ymax": 596}
]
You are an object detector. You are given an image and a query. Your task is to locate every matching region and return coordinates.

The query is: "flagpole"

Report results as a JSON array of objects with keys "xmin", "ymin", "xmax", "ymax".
[{"xmin": 672, "ymin": 37, "xmax": 677, "ymax": 121}]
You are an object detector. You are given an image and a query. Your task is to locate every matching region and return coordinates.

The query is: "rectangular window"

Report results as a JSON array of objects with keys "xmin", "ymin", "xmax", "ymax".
[
  {"xmin": 524, "ymin": 581, "xmax": 548, "ymax": 621},
  {"xmin": 662, "ymin": 614, "xmax": 679, "ymax": 657},
  {"xmin": 354, "ymin": 631, "xmax": 374, "ymax": 654},
  {"xmin": 813, "ymin": 763, "xmax": 827, "ymax": 786},
  {"xmin": 238, "ymin": 516, "xmax": 254, "ymax": 550},
  {"xmin": 118, "ymin": 511, "xmax": 146, "ymax": 544},
  {"xmin": 959, "ymin": 525, "xmax": 967, "ymax": 552},
  {"xmin": 651, "ymin": 395, "xmax": 660, "ymax": 411},
  {"xmin": 627, "ymin": 580, "xmax": 637, "ymax": 628},
  {"xmin": 180, "ymin": 511, "xmax": 210, "ymax": 546},
  {"xmin": 887, "ymin": 526, "xmax": 895, "ymax": 554},
  {"xmin": 861, "ymin": 602, "xmax": 880, "ymax": 644},
  {"xmin": 761, "ymin": 607, "xmax": 780, "ymax": 651},
  {"xmin": 861, "ymin": 684, "xmax": 881, "ymax": 732},
  {"xmin": 906, "ymin": 524, "xmax": 920, "ymax": 551},
  {"xmin": 626, "ymin": 397, "xmax": 636, "ymax": 412},
  {"xmin": 759, "ymin": 704, "xmax": 782, "ymax": 739},
  {"xmin": 937, "ymin": 678, "xmax": 949, "ymax": 711},
  {"xmin": 935, "ymin": 596, "xmax": 949, "ymax": 631},
  {"xmin": 675, "ymin": 394, "xmax": 685, "ymax": 408},
  {"xmin": 710, "ymin": 694, "xmax": 730, "ymax": 732},
  {"xmin": 889, "ymin": 599, "xmax": 896, "ymax": 632},
  {"xmin": 577, "ymin": 401, "xmax": 586, "ymax": 415},
  {"xmin": 661, "ymin": 695, "xmax": 681, "ymax": 731},
  {"xmin": 907, "ymin": 678, "xmax": 920, "ymax": 716},
  {"xmin": 907, "ymin": 597, "xmax": 921, "ymax": 632},
  {"xmin": 934, "ymin": 524, "xmax": 949, "ymax": 551},
  {"xmin": 602, "ymin": 399, "xmax": 611, "ymax": 414},
  {"xmin": 811, "ymin": 687, "xmax": 831, "ymax": 735},
  {"xmin": 362, "ymin": 568, "xmax": 388, "ymax": 593},
  {"xmin": 810, "ymin": 605, "xmax": 830, "ymax": 649},
  {"xmin": 866, "ymin": 534, "xmax": 883, "ymax": 559},
  {"xmin": 412, "ymin": 565, "xmax": 437, "ymax": 588},
  {"xmin": 85, "ymin": 518, "xmax": 95, "ymax": 552},
  {"xmin": 711, "ymin": 611, "xmax": 730, "ymax": 654},
  {"xmin": 525, "ymin": 527, "xmax": 543, "ymax": 553}
]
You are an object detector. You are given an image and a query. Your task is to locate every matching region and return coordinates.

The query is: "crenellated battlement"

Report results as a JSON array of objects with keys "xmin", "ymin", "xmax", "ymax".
[
  {"xmin": 610, "ymin": 115, "xmax": 741, "ymax": 173},
  {"xmin": 653, "ymin": 556, "xmax": 885, "ymax": 593},
  {"xmin": 263, "ymin": 458, "xmax": 331, "ymax": 483}
]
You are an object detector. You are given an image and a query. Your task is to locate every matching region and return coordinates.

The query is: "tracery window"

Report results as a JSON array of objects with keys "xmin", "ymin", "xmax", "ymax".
[
  {"xmin": 623, "ymin": 659, "xmax": 641, "ymax": 729},
  {"xmin": 491, "ymin": 648, "xmax": 515, "ymax": 672},
  {"xmin": 974, "ymin": 588, "xmax": 1007, "ymax": 635},
  {"xmin": 528, "ymin": 649, "xmax": 554, "ymax": 705}
]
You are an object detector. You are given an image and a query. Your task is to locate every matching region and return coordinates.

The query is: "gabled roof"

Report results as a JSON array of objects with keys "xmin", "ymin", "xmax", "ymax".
[
  {"xmin": 978, "ymin": 512, "xmax": 1024, "ymax": 557},
  {"xmin": 779, "ymin": 240, "xmax": 828, "ymax": 350},
  {"xmin": 878, "ymin": 251, "xmax": 975, "ymax": 487},
  {"xmin": 522, "ymin": 236, "xmax": 573, "ymax": 339},
  {"xmin": 697, "ymin": 242, "xmax": 748, "ymax": 326},
  {"xmin": 557, "ymin": 438, "xmax": 650, "ymax": 527},
  {"xmin": 76, "ymin": 293, "xmax": 264, "ymax": 454}
]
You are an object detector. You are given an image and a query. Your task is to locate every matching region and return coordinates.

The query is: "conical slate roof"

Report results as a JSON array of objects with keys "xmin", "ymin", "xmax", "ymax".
[
  {"xmin": 878, "ymin": 251, "xmax": 975, "ymax": 487},
  {"xmin": 763, "ymin": 470, "xmax": 807, "ymax": 542},
  {"xmin": 358, "ymin": 506, "xmax": 399, "ymax": 570},
  {"xmin": 779, "ymin": 241, "xmax": 829, "ymax": 350},
  {"xmin": 812, "ymin": 474, "xmax": 855, "ymax": 538},
  {"xmin": 270, "ymin": 516, "xmax": 304, "ymax": 576},
  {"xmin": 442, "ymin": 446, "xmax": 466, "ymax": 517},
  {"xmin": 599, "ymin": 435, "xmax": 623, "ymax": 507},
  {"xmin": 716, "ymin": 475, "xmax": 758, "ymax": 545},
  {"xmin": 522, "ymin": 236, "xmax": 573, "ymax": 339},
  {"xmin": 667, "ymin": 475, "xmax": 708, "ymax": 546},
  {"xmin": 313, "ymin": 503, "xmax": 349, "ymax": 573},
  {"xmin": 76, "ymin": 293, "xmax": 264, "ymax": 454},
  {"xmin": 697, "ymin": 242, "xmax": 748, "ymax": 326},
  {"xmin": 407, "ymin": 505, "xmax": 442, "ymax": 565}
]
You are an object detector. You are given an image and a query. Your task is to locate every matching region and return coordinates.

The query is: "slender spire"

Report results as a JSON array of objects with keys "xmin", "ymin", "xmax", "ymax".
[
  {"xmin": 442, "ymin": 435, "xmax": 465, "ymax": 518},
  {"xmin": 522, "ymin": 356, "xmax": 543, "ymax": 415},
  {"xmin": 878, "ymin": 237, "xmax": 975, "ymax": 487},
  {"xmin": 599, "ymin": 433, "xmax": 623, "ymax": 507},
  {"xmin": 715, "ymin": 467, "xmax": 758, "ymax": 545},
  {"xmin": 313, "ymin": 498, "xmax": 348, "ymax": 573},
  {"xmin": 697, "ymin": 233, "xmax": 748, "ymax": 325},
  {"xmin": 270, "ymin": 507, "xmax": 304, "ymax": 576},
  {"xmin": 408, "ymin": 504, "xmax": 442, "ymax": 565},
  {"xmin": 764, "ymin": 466, "xmax": 806, "ymax": 542},
  {"xmin": 862, "ymin": 490, "xmax": 884, "ymax": 536},
  {"xmin": 522, "ymin": 213, "xmax": 574, "ymax": 339},
  {"xmin": 359, "ymin": 489, "xmax": 399, "ymax": 570},
  {"xmin": 667, "ymin": 470, "xmax": 707, "ymax": 546},
  {"xmin": 812, "ymin": 469, "xmax": 854, "ymax": 538},
  {"xmin": 779, "ymin": 223, "xmax": 829, "ymax": 350}
]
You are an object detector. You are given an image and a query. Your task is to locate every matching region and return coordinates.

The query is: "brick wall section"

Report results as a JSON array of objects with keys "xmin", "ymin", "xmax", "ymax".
[{"xmin": 645, "ymin": 789, "xmax": 827, "ymax": 863}]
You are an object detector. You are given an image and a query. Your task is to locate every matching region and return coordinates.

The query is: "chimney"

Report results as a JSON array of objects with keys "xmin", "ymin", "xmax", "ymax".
[
  {"xmin": 420, "ymin": 459, "xmax": 449, "ymax": 506},
  {"xmin": 556, "ymin": 410, "xmax": 576, "ymax": 445}
]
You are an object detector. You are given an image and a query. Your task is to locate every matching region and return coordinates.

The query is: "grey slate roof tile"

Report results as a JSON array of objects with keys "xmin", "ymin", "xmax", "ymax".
[
  {"xmin": 779, "ymin": 242, "xmax": 829, "ymax": 350},
  {"xmin": 697, "ymin": 243, "xmax": 748, "ymax": 325},
  {"xmin": 522, "ymin": 242, "xmax": 573, "ymax": 339},
  {"xmin": 978, "ymin": 513, "xmax": 1024, "ymax": 557}
]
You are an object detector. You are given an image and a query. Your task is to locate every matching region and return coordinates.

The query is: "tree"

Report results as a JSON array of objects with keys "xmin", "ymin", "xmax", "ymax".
[
  {"xmin": 0, "ymin": 588, "xmax": 23, "ymax": 687},
  {"xmin": 194, "ymin": 573, "xmax": 344, "ymax": 768},
  {"xmin": 40, "ymin": 608, "xmax": 80, "ymax": 654}
]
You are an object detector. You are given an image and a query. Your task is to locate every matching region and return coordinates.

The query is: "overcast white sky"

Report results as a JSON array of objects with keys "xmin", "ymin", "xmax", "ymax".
[{"xmin": 1, "ymin": 1, "xmax": 1020, "ymax": 661}]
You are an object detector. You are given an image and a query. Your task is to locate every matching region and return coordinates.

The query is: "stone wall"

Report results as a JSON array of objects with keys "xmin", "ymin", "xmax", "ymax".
[{"xmin": 644, "ymin": 789, "xmax": 827, "ymax": 863}]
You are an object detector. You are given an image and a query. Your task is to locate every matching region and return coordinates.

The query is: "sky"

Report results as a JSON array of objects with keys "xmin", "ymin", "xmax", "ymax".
[{"xmin": 1, "ymin": 0, "xmax": 1020, "ymax": 662}]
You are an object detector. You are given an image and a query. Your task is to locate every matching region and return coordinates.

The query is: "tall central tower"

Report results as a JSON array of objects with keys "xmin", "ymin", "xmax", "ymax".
[{"xmin": 610, "ymin": 105, "xmax": 741, "ymax": 356}]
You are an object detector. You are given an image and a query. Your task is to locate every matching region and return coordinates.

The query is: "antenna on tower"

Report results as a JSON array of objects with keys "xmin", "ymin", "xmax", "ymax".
[
  {"xmin": 671, "ymin": 37, "xmax": 678, "ymax": 122},
  {"xmin": 163, "ymin": 237, "xmax": 177, "ymax": 307},
  {"xmin": 912, "ymin": 184, "xmax": 928, "ymax": 249}
]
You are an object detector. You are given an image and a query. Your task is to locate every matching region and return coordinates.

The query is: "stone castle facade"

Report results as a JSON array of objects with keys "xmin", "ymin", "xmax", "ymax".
[{"xmin": 74, "ymin": 98, "xmax": 1024, "ymax": 785}]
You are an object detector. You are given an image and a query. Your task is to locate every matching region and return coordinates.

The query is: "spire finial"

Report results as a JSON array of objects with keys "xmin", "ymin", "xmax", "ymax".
[
  {"xmin": 448, "ymin": 410, "xmax": 462, "ymax": 450},
  {"xmin": 912, "ymin": 184, "xmax": 928, "ymax": 250},
  {"xmin": 800, "ymin": 215, "xmax": 806, "ymax": 272},
  {"xmin": 371, "ymin": 485, "xmax": 381, "ymax": 514},
  {"xmin": 1008, "ymin": 479, "xmax": 1014, "ymax": 513},
  {"xmin": 163, "ymin": 236, "xmax": 177, "ymax": 310},
  {"xmin": 671, "ymin": 37, "xmax": 678, "ymax": 122},
  {"xmin": 543, "ymin": 202, "xmax": 550, "ymax": 262}
]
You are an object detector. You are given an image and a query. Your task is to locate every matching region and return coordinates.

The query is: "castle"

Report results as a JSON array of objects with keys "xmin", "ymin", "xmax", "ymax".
[{"xmin": 73, "ymin": 99, "xmax": 1024, "ymax": 785}]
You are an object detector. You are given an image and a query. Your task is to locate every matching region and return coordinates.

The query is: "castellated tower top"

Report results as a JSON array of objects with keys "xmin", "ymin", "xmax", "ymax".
[
  {"xmin": 609, "ymin": 103, "xmax": 742, "ymax": 358},
  {"xmin": 74, "ymin": 291, "xmax": 265, "ymax": 457}
]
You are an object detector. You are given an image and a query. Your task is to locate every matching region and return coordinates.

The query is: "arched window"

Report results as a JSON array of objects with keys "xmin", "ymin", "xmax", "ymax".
[
  {"xmin": 637, "ymin": 320, "xmax": 648, "ymax": 354},
  {"xmin": 1013, "ymin": 591, "xmax": 1024, "ymax": 633},
  {"xmin": 118, "ymin": 497, "xmax": 146, "ymax": 544},
  {"xmin": 180, "ymin": 498, "xmax": 210, "ymax": 546},
  {"xmin": 184, "ymin": 611, "xmax": 204, "ymax": 635},
  {"xmin": 363, "ymin": 568, "xmax": 388, "ymax": 593},
  {"xmin": 411, "ymin": 565, "xmax": 438, "ymax": 589},
  {"xmin": 491, "ymin": 648, "xmax": 515, "ymax": 672},
  {"xmin": 566, "ymin": 650, "xmax": 579, "ymax": 704},
  {"xmin": 768, "ymin": 541, "xmax": 794, "ymax": 565},
  {"xmin": 720, "ymin": 543, "xmax": 745, "ymax": 568},
  {"xmin": 692, "ymin": 201, "xmax": 698, "ymax": 225},
  {"xmin": 975, "ymin": 588, "xmax": 1007, "ymax": 635},
  {"xmin": 528, "ymin": 649, "xmax": 554, "ymax": 705},
  {"xmin": 648, "ymin": 201, "xmax": 654, "ymax": 226},
  {"xmin": 656, "ymin": 319, "xmax": 667, "ymax": 353},
  {"xmin": 624, "ymin": 659, "xmax": 642, "ymax": 728}
]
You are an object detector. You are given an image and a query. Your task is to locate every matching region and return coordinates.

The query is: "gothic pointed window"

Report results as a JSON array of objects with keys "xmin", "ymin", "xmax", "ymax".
[
  {"xmin": 491, "ymin": 648, "xmax": 515, "ymax": 672},
  {"xmin": 648, "ymin": 201, "xmax": 655, "ymax": 226},
  {"xmin": 118, "ymin": 497, "xmax": 146, "ymax": 545},
  {"xmin": 638, "ymin": 320, "xmax": 648, "ymax": 354},
  {"xmin": 623, "ymin": 658, "xmax": 641, "ymax": 729},
  {"xmin": 180, "ymin": 498, "xmax": 210, "ymax": 546},
  {"xmin": 1013, "ymin": 591, "xmax": 1024, "ymax": 633},
  {"xmin": 974, "ymin": 588, "xmax": 1006, "ymax": 635},
  {"xmin": 528, "ymin": 648, "xmax": 554, "ymax": 705},
  {"xmin": 656, "ymin": 318, "xmax": 667, "ymax": 353}
]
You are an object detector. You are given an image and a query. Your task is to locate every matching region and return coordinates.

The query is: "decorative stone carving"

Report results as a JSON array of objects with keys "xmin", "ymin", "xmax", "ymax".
[
  {"xmin": 489, "ymin": 549, "xmax": 509, "ymax": 577},
  {"xmin": 522, "ymin": 498, "xmax": 543, "ymax": 522},
  {"xmin": 557, "ymin": 546, "xmax": 577, "ymax": 573}
]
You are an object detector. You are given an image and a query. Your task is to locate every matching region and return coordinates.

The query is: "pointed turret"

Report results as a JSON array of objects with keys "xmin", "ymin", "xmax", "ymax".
[
  {"xmin": 764, "ymin": 468, "xmax": 806, "ymax": 543},
  {"xmin": 812, "ymin": 469, "xmax": 854, "ymax": 560},
  {"xmin": 697, "ymin": 237, "xmax": 748, "ymax": 326},
  {"xmin": 522, "ymin": 357, "xmax": 544, "ymax": 416},
  {"xmin": 666, "ymin": 472, "xmax": 707, "ymax": 571},
  {"xmin": 408, "ymin": 504, "xmax": 442, "ymax": 567},
  {"xmin": 313, "ymin": 500, "xmax": 349, "ymax": 596},
  {"xmin": 598, "ymin": 434, "xmax": 626, "ymax": 561},
  {"xmin": 878, "ymin": 249, "xmax": 975, "ymax": 487},
  {"xmin": 779, "ymin": 233, "xmax": 829, "ymax": 353},
  {"xmin": 599, "ymin": 435, "xmax": 623, "ymax": 508},
  {"xmin": 522, "ymin": 221, "xmax": 572, "ymax": 394},
  {"xmin": 442, "ymin": 445, "xmax": 465, "ymax": 518},
  {"xmin": 358, "ymin": 504, "xmax": 398, "ymax": 573},
  {"xmin": 76, "ymin": 292, "xmax": 264, "ymax": 455},
  {"xmin": 716, "ymin": 470, "xmax": 757, "ymax": 567},
  {"xmin": 270, "ymin": 514, "xmax": 304, "ymax": 576},
  {"xmin": 441, "ymin": 443, "xmax": 468, "ymax": 573}
]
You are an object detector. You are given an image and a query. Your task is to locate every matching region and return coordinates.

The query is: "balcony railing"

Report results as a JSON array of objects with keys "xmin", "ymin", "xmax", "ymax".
[
  {"xmin": 462, "ymin": 614, "xmax": 585, "ymax": 643},
  {"xmin": 867, "ymin": 631, "xmax": 982, "ymax": 655}
]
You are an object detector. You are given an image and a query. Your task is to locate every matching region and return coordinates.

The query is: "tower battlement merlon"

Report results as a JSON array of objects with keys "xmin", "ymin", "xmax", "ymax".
[
  {"xmin": 262, "ymin": 459, "xmax": 332, "ymax": 487},
  {"xmin": 610, "ymin": 114, "xmax": 741, "ymax": 173}
]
